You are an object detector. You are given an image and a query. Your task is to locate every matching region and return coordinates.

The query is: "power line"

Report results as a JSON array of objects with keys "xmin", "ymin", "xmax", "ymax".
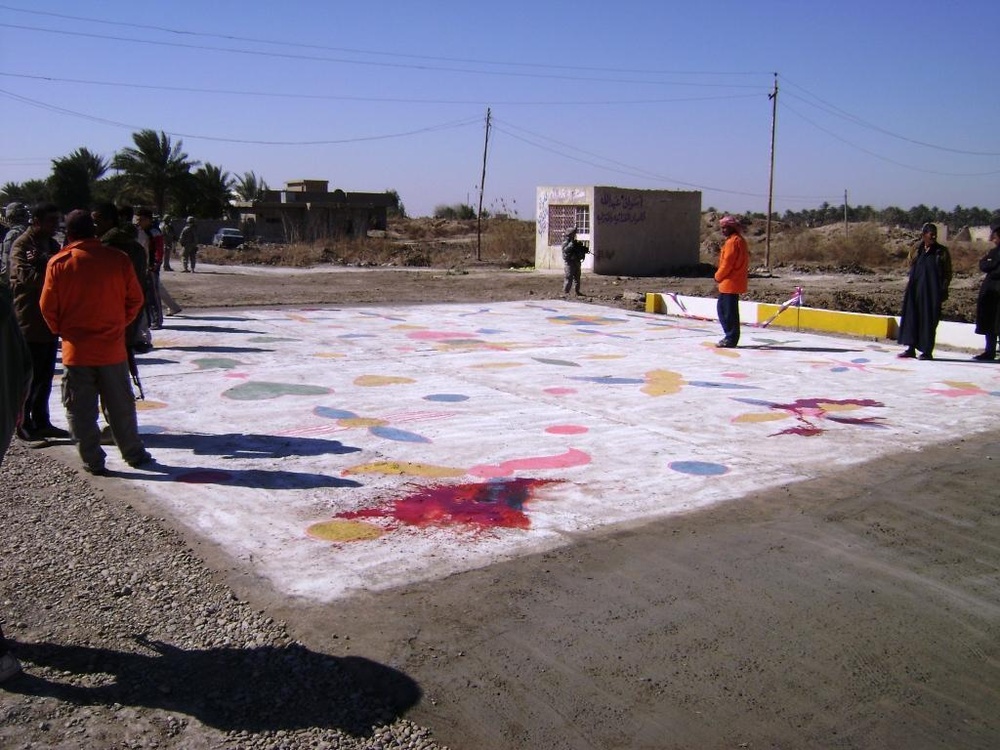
[
  {"xmin": 780, "ymin": 75, "xmax": 1000, "ymax": 157},
  {"xmin": 0, "ymin": 4, "xmax": 775, "ymax": 79},
  {"xmin": 0, "ymin": 71, "xmax": 767, "ymax": 107},
  {"xmin": 0, "ymin": 22, "xmax": 769, "ymax": 88},
  {"xmin": 491, "ymin": 117, "xmax": 836, "ymax": 203},
  {"xmin": 0, "ymin": 88, "xmax": 482, "ymax": 146},
  {"xmin": 779, "ymin": 100, "xmax": 1000, "ymax": 177}
]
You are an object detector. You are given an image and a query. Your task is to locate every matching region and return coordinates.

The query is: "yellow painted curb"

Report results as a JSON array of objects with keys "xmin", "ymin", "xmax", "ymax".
[{"xmin": 757, "ymin": 304, "xmax": 895, "ymax": 338}]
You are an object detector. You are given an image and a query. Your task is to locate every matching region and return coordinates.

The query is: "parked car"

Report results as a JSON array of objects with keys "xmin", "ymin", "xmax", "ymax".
[{"xmin": 212, "ymin": 227, "xmax": 245, "ymax": 248}]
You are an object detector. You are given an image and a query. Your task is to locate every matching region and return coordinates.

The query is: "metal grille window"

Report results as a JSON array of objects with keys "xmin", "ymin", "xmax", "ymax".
[{"xmin": 548, "ymin": 204, "xmax": 590, "ymax": 244}]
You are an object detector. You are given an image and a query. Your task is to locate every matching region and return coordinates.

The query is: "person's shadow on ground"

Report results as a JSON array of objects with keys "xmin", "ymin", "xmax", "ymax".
[{"xmin": 5, "ymin": 637, "xmax": 420, "ymax": 736}]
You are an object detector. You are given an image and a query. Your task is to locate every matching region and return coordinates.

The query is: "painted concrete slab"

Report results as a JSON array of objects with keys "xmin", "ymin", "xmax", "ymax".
[{"xmin": 79, "ymin": 301, "xmax": 1000, "ymax": 603}]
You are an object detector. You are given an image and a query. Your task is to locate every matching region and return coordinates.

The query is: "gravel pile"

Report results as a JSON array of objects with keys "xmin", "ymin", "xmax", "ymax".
[{"xmin": 0, "ymin": 441, "xmax": 447, "ymax": 749}]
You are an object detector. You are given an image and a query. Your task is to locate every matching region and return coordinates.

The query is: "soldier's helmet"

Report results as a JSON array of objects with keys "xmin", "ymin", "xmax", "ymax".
[
  {"xmin": 5, "ymin": 202, "xmax": 28, "ymax": 223},
  {"xmin": 563, "ymin": 226, "xmax": 578, "ymax": 237}
]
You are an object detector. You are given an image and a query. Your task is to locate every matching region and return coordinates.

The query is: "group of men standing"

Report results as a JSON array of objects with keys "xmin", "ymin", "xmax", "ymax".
[
  {"xmin": 0, "ymin": 201, "xmax": 170, "ymax": 474},
  {"xmin": 0, "ymin": 201, "xmax": 201, "ymax": 681}
]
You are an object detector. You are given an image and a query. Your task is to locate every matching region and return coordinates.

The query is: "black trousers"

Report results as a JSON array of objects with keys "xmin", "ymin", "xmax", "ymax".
[{"xmin": 23, "ymin": 340, "xmax": 57, "ymax": 430}]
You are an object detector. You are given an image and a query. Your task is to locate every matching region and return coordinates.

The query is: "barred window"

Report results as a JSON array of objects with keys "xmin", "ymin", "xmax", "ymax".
[{"xmin": 548, "ymin": 204, "xmax": 590, "ymax": 244}]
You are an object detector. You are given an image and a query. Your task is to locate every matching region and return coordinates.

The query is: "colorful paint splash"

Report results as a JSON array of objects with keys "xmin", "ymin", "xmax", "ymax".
[
  {"xmin": 335, "ymin": 478, "xmax": 560, "ymax": 533},
  {"xmin": 732, "ymin": 397, "xmax": 887, "ymax": 436}
]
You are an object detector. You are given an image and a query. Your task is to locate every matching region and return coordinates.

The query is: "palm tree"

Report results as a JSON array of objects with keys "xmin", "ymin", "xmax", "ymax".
[
  {"xmin": 112, "ymin": 129, "xmax": 197, "ymax": 214},
  {"xmin": 233, "ymin": 171, "xmax": 269, "ymax": 202},
  {"xmin": 1, "ymin": 179, "xmax": 51, "ymax": 207},
  {"xmin": 193, "ymin": 163, "xmax": 235, "ymax": 219},
  {"xmin": 50, "ymin": 147, "xmax": 109, "ymax": 211}
]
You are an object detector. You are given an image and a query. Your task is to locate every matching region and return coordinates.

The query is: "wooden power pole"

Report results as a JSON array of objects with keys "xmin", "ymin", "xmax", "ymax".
[
  {"xmin": 765, "ymin": 74, "xmax": 778, "ymax": 272},
  {"xmin": 476, "ymin": 107, "xmax": 491, "ymax": 261}
]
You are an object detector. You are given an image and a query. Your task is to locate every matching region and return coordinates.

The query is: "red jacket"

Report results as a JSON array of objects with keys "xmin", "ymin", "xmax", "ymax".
[
  {"xmin": 40, "ymin": 238, "xmax": 144, "ymax": 366},
  {"xmin": 714, "ymin": 233, "xmax": 749, "ymax": 294}
]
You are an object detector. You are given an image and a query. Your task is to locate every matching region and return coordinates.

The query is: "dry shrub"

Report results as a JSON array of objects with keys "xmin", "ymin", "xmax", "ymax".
[
  {"xmin": 770, "ymin": 223, "xmax": 892, "ymax": 271},
  {"xmin": 480, "ymin": 218, "xmax": 535, "ymax": 266},
  {"xmin": 948, "ymin": 240, "xmax": 991, "ymax": 275}
]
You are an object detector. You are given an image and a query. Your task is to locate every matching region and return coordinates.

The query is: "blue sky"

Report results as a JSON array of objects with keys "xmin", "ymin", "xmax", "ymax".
[{"xmin": 1, "ymin": 1, "xmax": 998, "ymax": 218}]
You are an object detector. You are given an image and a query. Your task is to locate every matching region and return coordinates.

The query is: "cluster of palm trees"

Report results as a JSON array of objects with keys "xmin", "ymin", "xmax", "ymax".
[{"xmin": 2, "ymin": 129, "xmax": 269, "ymax": 220}]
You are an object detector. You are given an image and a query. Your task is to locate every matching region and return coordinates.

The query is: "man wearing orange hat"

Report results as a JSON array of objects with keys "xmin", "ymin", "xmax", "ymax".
[{"xmin": 714, "ymin": 215, "xmax": 749, "ymax": 348}]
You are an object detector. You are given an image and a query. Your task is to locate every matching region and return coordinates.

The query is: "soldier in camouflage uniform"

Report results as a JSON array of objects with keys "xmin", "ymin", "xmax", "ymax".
[
  {"xmin": 179, "ymin": 216, "xmax": 198, "ymax": 272},
  {"xmin": 561, "ymin": 227, "xmax": 588, "ymax": 296}
]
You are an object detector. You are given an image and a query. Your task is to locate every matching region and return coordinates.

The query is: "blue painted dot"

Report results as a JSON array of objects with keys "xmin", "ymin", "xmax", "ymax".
[
  {"xmin": 669, "ymin": 460, "xmax": 729, "ymax": 476},
  {"xmin": 424, "ymin": 393, "xmax": 470, "ymax": 402}
]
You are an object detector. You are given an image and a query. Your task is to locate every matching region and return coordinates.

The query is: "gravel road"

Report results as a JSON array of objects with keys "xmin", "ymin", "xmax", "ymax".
[{"xmin": 0, "ymin": 440, "xmax": 447, "ymax": 749}]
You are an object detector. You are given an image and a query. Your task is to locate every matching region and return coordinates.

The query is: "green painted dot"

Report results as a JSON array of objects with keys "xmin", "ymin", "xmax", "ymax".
[{"xmin": 223, "ymin": 381, "xmax": 333, "ymax": 400}]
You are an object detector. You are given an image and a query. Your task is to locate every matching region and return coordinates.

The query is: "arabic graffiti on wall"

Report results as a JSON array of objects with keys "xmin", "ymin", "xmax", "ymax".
[{"xmin": 597, "ymin": 191, "xmax": 646, "ymax": 225}]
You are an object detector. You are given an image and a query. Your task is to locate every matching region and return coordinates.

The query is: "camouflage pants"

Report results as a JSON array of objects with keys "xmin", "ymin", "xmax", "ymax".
[{"xmin": 563, "ymin": 259, "xmax": 582, "ymax": 294}]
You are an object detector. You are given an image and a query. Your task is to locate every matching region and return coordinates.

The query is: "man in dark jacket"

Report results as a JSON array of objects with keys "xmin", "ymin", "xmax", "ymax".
[
  {"xmin": 93, "ymin": 203, "xmax": 149, "ymax": 352},
  {"xmin": 9, "ymin": 202, "xmax": 69, "ymax": 440},
  {"xmin": 1, "ymin": 282, "xmax": 32, "ymax": 681},
  {"xmin": 897, "ymin": 223, "xmax": 952, "ymax": 361}
]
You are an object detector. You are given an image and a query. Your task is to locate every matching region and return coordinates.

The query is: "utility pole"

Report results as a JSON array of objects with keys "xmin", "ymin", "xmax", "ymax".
[
  {"xmin": 765, "ymin": 73, "xmax": 778, "ymax": 272},
  {"xmin": 476, "ymin": 107, "xmax": 491, "ymax": 261},
  {"xmin": 844, "ymin": 189, "xmax": 849, "ymax": 237}
]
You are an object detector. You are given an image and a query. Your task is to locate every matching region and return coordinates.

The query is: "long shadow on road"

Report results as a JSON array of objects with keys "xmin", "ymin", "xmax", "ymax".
[{"xmin": 6, "ymin": 638, "xmax": 419, "ymax": 736}]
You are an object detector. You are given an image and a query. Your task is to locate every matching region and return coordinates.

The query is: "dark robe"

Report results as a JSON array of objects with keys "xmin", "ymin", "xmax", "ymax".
[
  {"xmin": 974, "ymin": 245, "xmax": 1000, "ymax": 336},
  {"xmin": 897, "ymin": 241, "xmax": 950, "ymax": 354}
]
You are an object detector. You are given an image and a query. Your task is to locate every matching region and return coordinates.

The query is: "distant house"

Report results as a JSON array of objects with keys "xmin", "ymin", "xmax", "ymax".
[
  {"xmin": 232, "ymin": 179, "xmax": 396, "ymax": 243},
  {"xmin": 535, "ymin": 186, "xmax": 701, "ymax": 276},
  {"xmin": 954, "ymin": 226, "xmax": 992, "ymax": 242}
]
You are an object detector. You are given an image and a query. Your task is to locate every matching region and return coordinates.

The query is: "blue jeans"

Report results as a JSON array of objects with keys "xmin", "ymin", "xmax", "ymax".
[{"xmin": 717, "ymin": 293, "xmax": 741, "ymax": 345}]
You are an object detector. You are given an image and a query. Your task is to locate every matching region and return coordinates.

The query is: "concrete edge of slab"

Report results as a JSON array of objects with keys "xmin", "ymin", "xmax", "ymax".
[{"xmin": 644, "ymin": 292, "xmax": 981, "ymax": 349}]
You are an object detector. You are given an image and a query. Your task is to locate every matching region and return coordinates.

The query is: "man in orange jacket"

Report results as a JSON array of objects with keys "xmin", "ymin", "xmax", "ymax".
[
  {"xmin": 714, "ymin": 215, "xmax": 750, "ymax": 348},
  {"xmin": 40, "ymin": 210, "xmax": 152, "ymax": 475}
]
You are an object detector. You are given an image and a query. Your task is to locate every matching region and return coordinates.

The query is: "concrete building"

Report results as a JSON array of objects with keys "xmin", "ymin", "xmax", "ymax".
[
  {"xmin": 232, "ymin": 180, "xmax": 396, "ymax": 243},
  {"xmin": 535, "ymin": 186, "xmax": 701, "ymax": 275}
]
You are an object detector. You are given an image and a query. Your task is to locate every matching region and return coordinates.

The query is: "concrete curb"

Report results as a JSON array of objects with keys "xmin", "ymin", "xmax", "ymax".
[{"xmin": 645, "ymin": 292, "xmax": 982, "ymax": 350}]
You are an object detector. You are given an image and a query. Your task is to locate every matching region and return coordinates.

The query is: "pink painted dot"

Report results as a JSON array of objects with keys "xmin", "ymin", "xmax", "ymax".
[
  {"xmin": 543, "ymin": 387, "xmax": 577, "ymax": 396},
  {"xmin": 722, "ymin": 372, "xmax": 749, "ymax": 379},
  {"xmin": 546, "ymin": 424, "xmax": 589, "ymax": 435}
]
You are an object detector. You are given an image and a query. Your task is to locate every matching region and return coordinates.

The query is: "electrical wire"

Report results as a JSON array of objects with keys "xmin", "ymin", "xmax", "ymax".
[
  {"xmin": 0, "ymin": 71, "xmax": 768, "ymax": 107},
  {"xmin": 779, "ymin": 100, "xmax": 1000, "ymax": 177},
  {"xmin": 780, "ymin": 74, "xmax": 1000, "ymax": 157},
  {"xmin": 0, "ymin": 22, "xmax": 767, "ymax": 88},
  {"xmin": 0, "ymin": 4, "xmax": 775, "ymax": 78},
  {"xmin": 0, "ymin": 88, "xmax": 482, "ymax": 146}
]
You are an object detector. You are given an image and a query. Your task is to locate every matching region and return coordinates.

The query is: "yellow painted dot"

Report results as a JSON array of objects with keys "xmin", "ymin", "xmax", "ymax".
[
  {"xmin": 307, "ymin": 519, "xmax": 384, "ymax": 542},
  {"xmin": 354, "ymin": 375, "xmax": 416, "ymax": 387},
  {"xmin": 343, "ymin": 461, "xmax": 466, "ymax": 478},
  {"xmin": 339, "ymin": 417, "xmax": 386, "ymax": 428},
  {"xmin": 135, "ymin": 400, "xmax": 168, "ymax": 411}
]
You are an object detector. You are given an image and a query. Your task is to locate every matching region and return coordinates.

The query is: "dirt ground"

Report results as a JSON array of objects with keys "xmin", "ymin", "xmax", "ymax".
[
  {"xmin": 137, "ymin": 263, "xmax": 999, "ymax": 749},
  {"xmin": 165, "ymin": 260, "xmax": 983, "ymax": 324}
]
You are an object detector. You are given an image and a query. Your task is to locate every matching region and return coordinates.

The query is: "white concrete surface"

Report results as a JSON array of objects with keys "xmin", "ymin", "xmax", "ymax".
[{"xmin": 70, "ymin": 301, "xmax": 1000, "ymax": 603}]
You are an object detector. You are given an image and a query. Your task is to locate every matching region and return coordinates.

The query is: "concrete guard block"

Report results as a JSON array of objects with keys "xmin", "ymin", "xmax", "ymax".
[{"xmin": 758, "ymin": 304, "xmax": 896, "ymax": 338}]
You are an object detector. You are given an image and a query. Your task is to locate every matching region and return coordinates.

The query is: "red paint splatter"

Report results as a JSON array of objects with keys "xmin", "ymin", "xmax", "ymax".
[
  {"xmin": 339, "ymin": 478, "xmax": 558, "ymax": 531},
  {"xmin": 468, "ymin": 447, "xmax": 591, "ymax": 479}
]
